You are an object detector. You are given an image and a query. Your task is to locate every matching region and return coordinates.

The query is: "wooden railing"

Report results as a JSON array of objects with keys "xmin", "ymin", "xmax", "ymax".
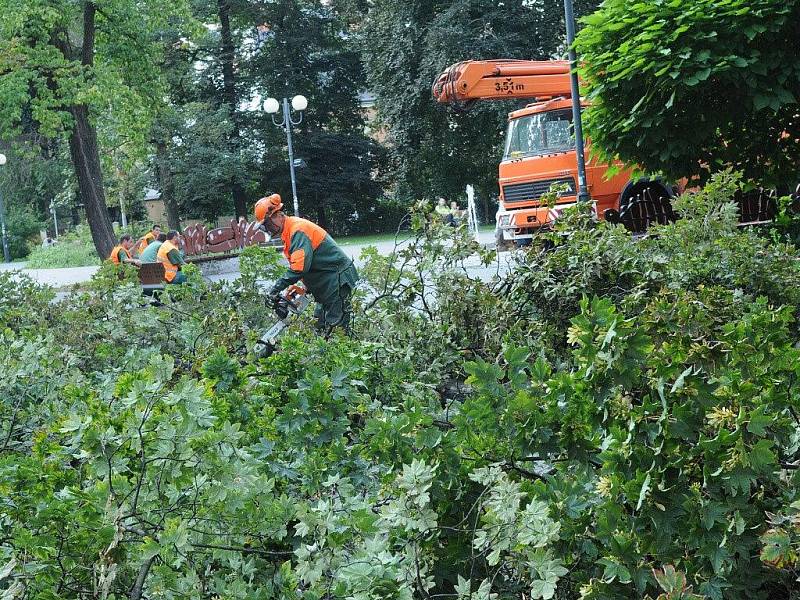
[
  {"xmin": 181, "ymin": 220, "xmax": 270, "ymax": 257},
  {"xmin": 607, "ymin": 187, "xmax": 781, "ymax": 234}
]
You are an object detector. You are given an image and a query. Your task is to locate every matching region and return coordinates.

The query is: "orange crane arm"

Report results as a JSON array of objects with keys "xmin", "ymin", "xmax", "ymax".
[{"xmin": 432, "ymin": 60, "xmax": 573, "ymax": 104}]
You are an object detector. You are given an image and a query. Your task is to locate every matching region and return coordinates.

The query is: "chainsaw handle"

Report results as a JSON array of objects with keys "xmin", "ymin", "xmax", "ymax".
[{"xmin": 285, "ymin": 284, "xmax": 307, "ymax": 299}]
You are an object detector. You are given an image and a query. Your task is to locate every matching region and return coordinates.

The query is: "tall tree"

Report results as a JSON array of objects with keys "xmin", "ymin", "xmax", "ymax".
[
  {"xmin": 216, "ymin": 0, "xmax": 249, "ymax": 218},
  {"xmin": 0, "ymin": 0, "xmax": 191, "ymax": 257},
  {"xmin": 165, "ymin": 0, "xmax": 384, "ymax": 231},
  {"xmin": 154, "ymin": 0, "xmax": 257, "ymax": 223},
  {"xmin": 247, "ymin": 0, "xmax": 385, "ymax": 232},
  {"xmin": 360, "ymin": 0, "xmax": 600, "ymax": 210},
  {"xmin": 575, "ymin": 0, "xmax": 800, "ymax": 186}
]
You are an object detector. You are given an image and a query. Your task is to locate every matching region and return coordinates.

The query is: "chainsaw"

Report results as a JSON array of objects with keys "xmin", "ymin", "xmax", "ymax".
[{"xmin": 255, "ymin": 284, "xmax": 310, "ymax": 357}]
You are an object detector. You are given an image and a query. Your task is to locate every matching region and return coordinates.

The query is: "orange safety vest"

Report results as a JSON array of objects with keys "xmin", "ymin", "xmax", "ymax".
[
  {"xmin": 109, "ymin": 245, "xmax": 131, "ymax": 265},
  {"xmin": 157, "ymin": 240, "xmax": 180, "ymax": 282},
  {"xmin": 137, "ymin": 232, "xmax": 155, "ymax": 255},
  {"xmin": 280, "ymin": 217, "xmax": 327, "ymax": 272}
]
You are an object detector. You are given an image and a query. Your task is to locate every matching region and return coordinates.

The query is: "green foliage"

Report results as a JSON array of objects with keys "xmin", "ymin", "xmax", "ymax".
[
  {"xmin": 165, "ymin": 103, "xmax": 241, "ymax": 221},
  {"xmin": 3, "ymin": 174, "xmax": 800, "ymax": 598},
  {"xmin": 575, "ymin": 0, "xmax": 800, "ymax": 187},
  {"xmin": 0, "ymin": 139, "xmax": 70, "ymax": 251},
  {"xmin": 152, "ymin": 0, "xmax": 390, "ymax": 232},
  {"xmin": 0, "ymin": 270, "xmax": 54, "ymax": 330},
  {"xmin": 260, "ymin": 129, "xmax": 389, "ymax": 235},
  {"xmin": 238, "ymin": 244, "xmax": 284, "ymax": 286},
  {"xmin": 4, "ymin": 204, "xmax": 43, "ymax": 259},
  {"xmin": 360, "ymin": 0, "xmax": 600, "ymax": 206},
  {"xmin": 249, "ymin": 0, "xmax": 389, "ymax": 234},
  {"xmin": 25, "ymin": 229, "xmax": 99, "ymax": 268},
  {"xmin": 0, "ymin": 0, "xmax": 192, "ymax": 140}
]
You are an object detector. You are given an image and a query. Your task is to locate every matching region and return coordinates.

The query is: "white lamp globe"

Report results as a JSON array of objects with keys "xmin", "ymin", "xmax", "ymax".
[
  {"xmin": 291, "ymin": 95, "xmax": 308, "ymax": 111},
  {"xmin": 0, "ymin": 154, "xmax": 6, "ymax": 166},
  {"xmin": 263, "ymin": 98, "xmax": 280, "ymax": 114}
]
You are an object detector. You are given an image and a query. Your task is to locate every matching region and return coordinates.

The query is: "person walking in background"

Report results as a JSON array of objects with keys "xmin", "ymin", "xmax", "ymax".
[
  {"xmin": 434, "ymin": 197, "xmax": 455, "ymax": 225},
  {"xmin": 136, "ymin": 225, "xmax": 162, "ymax": 256},
  {"xmin": 157, "ymin": 231, "xmax": 187, "ymax": 284},
  {"xmin": 108, "ymin": 234, "xmax": 141, "ymax": 267},
  {"xmin": 139, "ymin": 233, "xmax": 167, "ymax": 263},
  {"xmin": 254, "ymin": 194, "xmax": 359, "ymax": 334}
]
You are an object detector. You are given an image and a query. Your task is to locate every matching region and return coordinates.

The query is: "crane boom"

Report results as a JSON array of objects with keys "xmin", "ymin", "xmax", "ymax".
[{"xmin": 432, "ymin": 60, "xmax": 573, "ymax": 104}]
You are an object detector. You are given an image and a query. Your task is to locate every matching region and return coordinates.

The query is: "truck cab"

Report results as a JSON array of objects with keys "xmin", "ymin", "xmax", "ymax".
[
  {"xmin": 433, "ymin": 60, "xmax": 675, "ymax": 244},
  {"xmin": 496, "ymin": 98, "xmax": 633, "ymax": 242}
]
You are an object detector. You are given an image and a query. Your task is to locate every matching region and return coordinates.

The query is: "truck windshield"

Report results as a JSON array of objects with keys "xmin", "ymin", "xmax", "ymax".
[{"xmin": 503, "ymin": 109, "xmax": 575, "ymax": 159}]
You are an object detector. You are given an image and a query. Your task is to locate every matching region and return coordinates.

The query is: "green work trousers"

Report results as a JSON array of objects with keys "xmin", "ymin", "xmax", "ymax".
[
  {"xmin": 167, "ymin": 271, "xmax": 187, "ymax": 285},
  {"xmin": 314, "ymin": 284, "xmax": 353, "ymax": 335}
]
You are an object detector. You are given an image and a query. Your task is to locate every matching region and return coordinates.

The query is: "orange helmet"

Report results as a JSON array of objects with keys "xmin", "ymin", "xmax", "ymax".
[{"xmin": 254, "ymin": 194, "xmax": 283, "ymax": 222}]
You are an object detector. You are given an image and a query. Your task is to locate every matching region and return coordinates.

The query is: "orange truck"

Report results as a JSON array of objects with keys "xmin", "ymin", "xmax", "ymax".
[{"xmin": 432, "ymin": 60, "xmax": 676, "ymax": 245}]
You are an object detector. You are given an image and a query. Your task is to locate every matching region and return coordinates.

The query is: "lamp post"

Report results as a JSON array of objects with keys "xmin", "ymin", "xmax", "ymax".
[
  {"xmin": 264, "ymin": 95, "xmax": 308, "ymax": 217},
  {"xmin": 50, "ymin": 200, "xmax": 60, "ymax": 239},
  {"xmin": 0, "ymin": 153, "xmax": 10, "ymax": 262},
  {"xmin": 563, "ymin": 0, "xmax": 590, "ymax": 203}
]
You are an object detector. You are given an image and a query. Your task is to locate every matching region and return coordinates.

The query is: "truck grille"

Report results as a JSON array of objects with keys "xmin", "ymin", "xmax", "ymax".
[{"xmin": 502, "ymin": 177, "xmax": 576, "ymax": 203}]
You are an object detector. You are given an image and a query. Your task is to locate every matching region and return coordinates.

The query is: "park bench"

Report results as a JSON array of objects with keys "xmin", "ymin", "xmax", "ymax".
[{"xmin": 138, "ymin": 262, "xmax": 165, "ymax": 294}]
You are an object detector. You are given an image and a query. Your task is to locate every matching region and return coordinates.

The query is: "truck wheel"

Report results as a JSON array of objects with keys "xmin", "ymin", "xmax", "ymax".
[
  {"xmin": 617, "ymin": 182, "xmax": 675, "ymax": 234},
  {"xmin": 735, "ymin": 187, "xmax": 778, "ymax": 224}
]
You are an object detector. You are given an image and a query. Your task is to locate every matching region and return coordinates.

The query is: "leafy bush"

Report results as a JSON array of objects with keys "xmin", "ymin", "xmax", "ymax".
[
  {"xmin": 574, "ymin": 0, "xmax": 800, "ymax": 186},
  {"xmin": 4, "ymin": 204, "xmax": 43, "ymax": 259},
  {"xmin": 25, "ymin": 227, "xmax": 99, "ymax": 268},
  {"xmin": 2, "ymin": 173, "xmax": 800, "ymax": 598}
]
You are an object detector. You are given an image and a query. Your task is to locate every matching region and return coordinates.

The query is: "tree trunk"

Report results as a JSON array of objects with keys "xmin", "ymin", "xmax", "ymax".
[
  {"xmin": 155, "ymin": 140, "xmax": 181, "ymax": 231},
  {"xmin": 217, "ymin": 0, "xmax": 248, "ymax": 219},
  {"xmin": 69, "ymin": 103, "xmax": 115, "ymax": 258},
  {"xmin": 55, "ymin": 2, "xmax": 115, "ymax": 258}
]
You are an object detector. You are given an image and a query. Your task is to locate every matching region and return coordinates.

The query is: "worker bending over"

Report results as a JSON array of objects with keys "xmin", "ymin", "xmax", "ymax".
[
  {"xmin": 255, "ymin": 194, "xmax": 359, "ymax": 333},
  {"xmin": 157, "ymin": 230, "xmax": 186, "ymax": 284},
  {"xmin": 109, "ymin": 235, "xmax": 142, "ymax": 267}
]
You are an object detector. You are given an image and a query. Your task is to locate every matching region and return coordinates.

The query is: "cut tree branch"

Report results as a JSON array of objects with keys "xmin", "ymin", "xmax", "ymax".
[{"xmin": 130, "ymin": 556, "xmax": 155, "ymax": 600}]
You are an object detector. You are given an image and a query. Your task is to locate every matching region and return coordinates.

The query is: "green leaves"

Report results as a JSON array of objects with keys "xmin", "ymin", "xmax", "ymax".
[
  {"xmin": 747, "ymin": 439, "xmax": 777, "ymax": 474},
  {"xmin": 574, "ymin": 0, "xmax": 800, "ymax": 187},
  {"xmin": 598, "ymin": 557, "xmax": 632, "ymax": 584},
  {"xmin": 4, "ymin": 174, "xmax": 800, "ymax": 597},
  {"xmin": 652, "ymin": 565, "xmax": 704, "ymax": 600}
]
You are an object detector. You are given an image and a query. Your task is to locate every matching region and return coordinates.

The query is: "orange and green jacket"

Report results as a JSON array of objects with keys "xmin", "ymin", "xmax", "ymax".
[
  {"xmin": 157, "ymin": 240, "xmax": 184, "ymax": 282},
  {"xmin": 137, "ymin": 231, "xmax": 156, "ymax": 255},
  {"xmin": 271, "ymin": 217, "xmax": 358, "ymax": 303},
  {"xmin": 109, "ymin": 245, "xmax": 131, "ymax": 264}
]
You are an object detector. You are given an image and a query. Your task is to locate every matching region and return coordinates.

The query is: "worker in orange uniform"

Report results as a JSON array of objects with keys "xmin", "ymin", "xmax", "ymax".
[
  {"xmin": 109, "ymin": 234, "xmax": 142, "ymax": 267},
  {"xmin": 157, "ymin": 230, "xmax": 187, "ymax": 284},
  {"xmin": 136, "ymin": 225, "xmax": 162, "ymax": 256},
  {"xmin": 255, "ymin": 194, "xmax": 359, "ymax": 334}
]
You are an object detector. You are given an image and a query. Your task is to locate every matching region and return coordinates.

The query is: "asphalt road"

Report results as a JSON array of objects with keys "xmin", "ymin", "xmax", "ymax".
[{"xmin": 0, "ymin": 230, "xmax": 512, "ymax": 289}]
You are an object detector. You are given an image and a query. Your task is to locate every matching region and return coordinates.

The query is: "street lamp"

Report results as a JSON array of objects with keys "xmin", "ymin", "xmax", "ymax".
[
  {"xmin": 563, "ymin": 0, "xmax": 590, "ymax": 203},
  {"xmin": 0, "ymin": 153, "xmax": 10, "ymax": 262},
  {"xmin": 50, "ymin": 200, "xmax": 60, "ymax": 239},
  {"xmin": 264, "ymin": 94, "xmax": 308, "ymax": 217}
]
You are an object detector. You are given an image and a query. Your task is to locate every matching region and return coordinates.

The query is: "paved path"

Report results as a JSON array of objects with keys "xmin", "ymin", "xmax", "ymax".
[
  {"xmin": 0, "ymin": 263, "xmax": 101, "ymax": 287},
  {"xmin": 1, "ymin": 230, "xmax": 507, "ymax": 289}
]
